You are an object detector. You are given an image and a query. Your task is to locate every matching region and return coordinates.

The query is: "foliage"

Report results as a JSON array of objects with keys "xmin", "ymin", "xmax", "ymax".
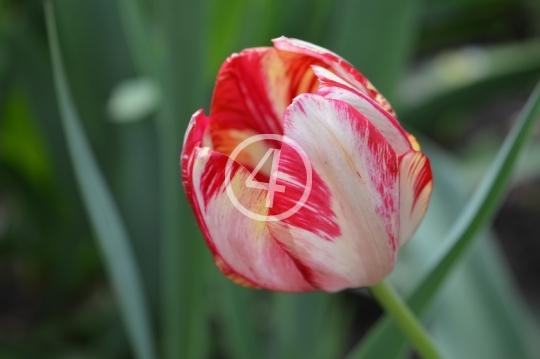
[{"xmin": 0, "ymin": 0, "xmax": 539, "ymax": 358}]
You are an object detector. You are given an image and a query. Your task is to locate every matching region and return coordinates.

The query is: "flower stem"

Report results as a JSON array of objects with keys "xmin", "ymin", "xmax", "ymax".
[{"xmin": 369, "ymin": 280, "xmax": 443, "ymax": 359}]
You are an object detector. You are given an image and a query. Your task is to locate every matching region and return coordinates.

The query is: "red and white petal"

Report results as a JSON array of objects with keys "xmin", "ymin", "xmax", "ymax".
[
  {"xmin": 209, "ymin": 48, "xmax": 326, "ymax": 175},
  {"xmin": 210, "ymin": 48, "xmax": 282, "ymax": 137},
  {"xmin": 268, "ymin": 94, "xmax": 400, "ymax": 292},
  {"xmin": 181, "ymin": 110, "xmax": 211, "ymax": 205},
  {"xmin": 183, "ymin": 110, "xmax": 211, "ymax": 155},
  {"xmin": 312, "ymin": 66, "xmax": 412, "ymax": 156},
  {"xmin": 190, "ymin": 147, "xmax": 315, "ymax": 292},
  {"xmin": 399, "ymin": 151, "xmax": 433, "ymax": 245},
  {"xmin": 209, "ymin": 127, "xmax": 276, "ymax": 181},
  {"xmin": 272, "ymin": 37, "xmax": 395, "ymax": 115}
]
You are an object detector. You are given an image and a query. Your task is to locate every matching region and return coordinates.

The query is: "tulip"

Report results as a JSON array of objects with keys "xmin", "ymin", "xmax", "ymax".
[{"xmin": 181, "ymin": 37, "xmax": 433, "ymax": 292}]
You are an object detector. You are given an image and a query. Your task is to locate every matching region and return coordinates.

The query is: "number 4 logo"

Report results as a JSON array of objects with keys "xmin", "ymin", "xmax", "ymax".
[
  {"xmin": 225, "ymin": 134, "xmax": 312, "ymax": 222},
  {"xmin": 245, "ymin": 148, "xmax": 285, "ymax": 208}
]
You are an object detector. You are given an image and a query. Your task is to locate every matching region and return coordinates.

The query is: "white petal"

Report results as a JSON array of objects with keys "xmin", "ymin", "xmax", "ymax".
[
  {"xmin": 313, "ymin": 66, "xmax": 412, "ymax": 155},
  {"xmin": 189, "ymin": 147, "xmax": 314, "ymax": 291},
  {"xmin": 399, "ymin": 151, "xmax": 433, "ymax": 245},
  {"xmin": 268, "ymin": 94, "xmax": 400, "ymax": 291}
]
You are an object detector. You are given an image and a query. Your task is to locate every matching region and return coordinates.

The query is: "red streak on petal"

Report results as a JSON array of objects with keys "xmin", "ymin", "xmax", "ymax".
[
  {"xmin": 368, "ymin": 135, "xmax": 399, "ymax": 253},
  {"xmin": 327, "ymin": 98, "xmax": 399, "ymax": 254},
  {"xmin": 272, "ymin": 37, "xmax": 396, "ymax": 115},
  {"xmin": 185, "ymin": 149, "xmax": 266, "ymax": 290},
  {"xmin": 277, "ymin": 51, "xmax": 326, "ymax": 102},
  {"xmin": 181, "ymin": 111, "xmax": 211, "ymax": 227},
  {"xmin": 210, "ymin": 48, "xmax": 283, "ymax": 139},
  {"xmin": 198, "ymin": 153, "xmax": 238, "ymax": 208},
  {"xmin": 270, "ymin": 142, "xmax": 341, "ymax": 241},
  {"xmin": 414, "ymin": 159, "xmax": 432, "ymax": 207},
  {"xmin": 313, "ymin": 67, "xmax": 409, "ymax": 147},
  {"xmin": 403, "ymin": 152, "xmax": 433, "ymax": 210},
  {"xmin": 181, "ymin": 110, "xmax": 209, "ymax": 197}
]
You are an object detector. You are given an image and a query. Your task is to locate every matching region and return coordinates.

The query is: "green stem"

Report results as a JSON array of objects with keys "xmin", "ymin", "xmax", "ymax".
[{"xmin": 369, "ymin": 281, "xmax": 442, "ymax": 359}]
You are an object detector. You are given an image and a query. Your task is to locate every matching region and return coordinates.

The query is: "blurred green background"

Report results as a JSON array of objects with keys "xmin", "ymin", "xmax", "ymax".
[{"xmin": 1, "ymin": 0, "xmax": 540, "ymax": 358}]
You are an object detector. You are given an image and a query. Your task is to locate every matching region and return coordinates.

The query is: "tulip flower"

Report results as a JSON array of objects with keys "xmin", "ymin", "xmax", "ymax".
[{"xmin": 181, "ymin": 37, "xmax": 433, "ymax": 292}]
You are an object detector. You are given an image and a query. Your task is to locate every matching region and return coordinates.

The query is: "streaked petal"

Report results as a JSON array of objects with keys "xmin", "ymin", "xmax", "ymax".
[
  {"xmin": 209, "ymin": 48, "xmax": 327, "ymax": 176},
  {"xmin": 189, "ymin": 147, "xmax": 315, "ymax": 292},
  {"xmin": 268, "ymin": 94, "xmax": 399, "ymax": 292},
  {"xmin": 399, "ymin": 151, "xmax": 433, "ymax": 245},
  {"xmin": 209, "ymin": 127, "xmax": 275, "ymax": 181},
  {"xmin": 312, "ymin": 65, "xmax": 412, "ymax": 155},
  {"xmin": 272, "ymin": 37, "xmax": 395, "ymax": 115},
  {"xmin": 210, "ymin": 48, "xmax": 282, "ymax": 137},
  {"xmin": 181, "ymin": 109, "xmax": 211, "ymax": 205}
]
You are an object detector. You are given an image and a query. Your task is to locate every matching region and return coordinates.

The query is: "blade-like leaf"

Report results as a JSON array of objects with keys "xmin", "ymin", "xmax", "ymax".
[
  {"xmin": 216, "ymin": 277, "xmax": 262, "ymax": 359},
  {"xmin": 461, "ymin": 140, "xmax": 540, "ymax": 190},
  {"xmin": 155, "ymin": 0, "xmax": 211, "ymax": 358},
  {"xmin": 115, "ymin": 0, "xmax": 154, "ymax": 75},
  {"xmin": 391, "ymin": 137, "xmax": 540, "ymax": 359},
  {"xmin": 323, "ymin": 0, "xmax": 420, "ymax": 102},
  {"xmin": 430, "ymin": 235, "xmax": 539, "ymax": 359},
  {"xmin": 273, "ymin": 292, "xmax": 350, "ymax": 359},
  {"xmin": 45, "ymin": 4, "xmax": 156, "ymax": 359},
  {"xmin": 410, "ymin": 78, "xmax": 540, "ymax": 324},
  {"xmin": 206, "ymin": 0, "xmax": 252, "ymax": 79},
  {"xmin": 347, "ymin": 79, "xmax": 540, "ymax": 359}
]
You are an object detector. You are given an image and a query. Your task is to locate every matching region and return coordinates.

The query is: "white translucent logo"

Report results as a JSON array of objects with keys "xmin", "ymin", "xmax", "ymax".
[{"xmin": 225, "ymin": 134, "xmax": 312, "ymax": 222}]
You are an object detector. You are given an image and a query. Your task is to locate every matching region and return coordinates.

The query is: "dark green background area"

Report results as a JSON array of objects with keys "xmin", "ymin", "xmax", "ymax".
[{"xmin": 1, "ymin": 0, "xmax": 539, "ymax": 358}]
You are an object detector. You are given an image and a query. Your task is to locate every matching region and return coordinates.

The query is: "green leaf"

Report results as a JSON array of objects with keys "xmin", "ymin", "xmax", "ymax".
[
  {"xmin": 391, "ymin": 138, "xmax": 540, "ymax": 358},
  {"xmin": 349, "ymin": 145, "xmax": 539, "ymax": 359},
  {"xmin": 347, "ymin": 80, "xmax": 540, "ymax": 359},
  {"xmin": 323, "ymin": 0, "xmax": 421, "ymax": 102},
  {"xmin": 411, "ymin": 79, "xmax": 540, "ymax": 322},
  {"xmin": 215, "ymin": 278, "xmax": 262, "ymax": 359},
  {"xmin": 155, "ymin": 0, "xmax": 211, "ymax": 358},
  {"xmin": 45, "ymin": 4, "xmax": 157, "ymax": 359},
  {"xmin": 400, "ymin": 38, "xmax": 540, "ymax": 127},
  {"xmin": 429, "ymin": 236, "xmax": 540, "ymax": 358},
  {"xmin": 115, "ymin": 0, "xmax": 155, "ymax": 75},
  {"xmin": 460, "ymin": 139, "xmax": 540, "ymax": 190},
  {"xmin": 206, "ymin": 0, "xmax": 252, "ymax": 79},
  {"xmin": 273, "ymin": 292, "xmax": 349, "ymax": 359},
  {"xmin": 52, "ymin": 0, "xmax": 162, "ymax": 311}
]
